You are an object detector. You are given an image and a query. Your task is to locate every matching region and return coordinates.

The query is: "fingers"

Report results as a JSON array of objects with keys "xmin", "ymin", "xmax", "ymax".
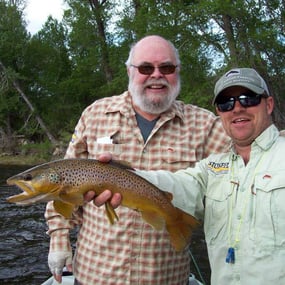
[
  {"xmin": 93, "ymin": 190, "xmax": 112, "ymax": 207},
  {"xmin": 98, "ymin": 152, "xmax": 112, "ymax": 161},
  {"xmin": 48, "ymin": 251, "xmax": 72, "ymax": 283},
  {"xmin": 53, "ymin": 273, "xmax": 62, "ymax": 283},
  {"xmin": 98, "ymin": 152, "xmax": 112, "ymax": 162},
  {"xmin": 51, "ymin": 263, "xmax": 72, "ymax": 283},
  {"xmin": 110, "ymin": 193, "xmax": 122, "ymax": 208},
  {"xmin": 53, "ymin": 267, "xmax": 63, "ymax": 283},
  {"xmin": 86, "ymin": 152, "xmax": 119, "ymax": 207},
  {"xmin": 84, "ymin": 191, "xmax": 96, "ymax": 202},
  {"xmin": 92, "ymin": 191, "xmax": 122, "ymax": 209}
]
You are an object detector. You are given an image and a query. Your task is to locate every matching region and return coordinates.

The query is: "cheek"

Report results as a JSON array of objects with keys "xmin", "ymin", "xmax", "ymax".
[
  {"xmin": 133, "ymin": 73, "xmax": 149, "ymax": 85},
  {"xmin": 167, "ymin": 74, "xmax": 178, "ymax": 85},
  {"xmin": 259, "ymin": 103, "xmax": 272, "ymax": 122},
  {"xmin": 129, "ymin": 71, "xmax": 144, "ymax": 85},
  {"xmin": 219, "ymin": 115, "xmax": 230, "ymax": 130}
]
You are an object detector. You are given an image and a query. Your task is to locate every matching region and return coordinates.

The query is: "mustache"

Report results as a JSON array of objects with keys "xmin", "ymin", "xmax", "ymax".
[{"xmin": 143, "ymin": 79, "xmax": 170, "ymax": 88}]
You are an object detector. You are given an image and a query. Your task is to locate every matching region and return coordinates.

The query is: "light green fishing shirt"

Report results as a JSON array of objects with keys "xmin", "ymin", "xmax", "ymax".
[{"xmin": 138, "ymin": 124, "xmax": 285, "ymax": 285}]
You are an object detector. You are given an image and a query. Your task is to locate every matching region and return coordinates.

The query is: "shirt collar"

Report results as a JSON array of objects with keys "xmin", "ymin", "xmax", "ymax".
[
  {"xmin": 230, "ymin": 124, "xmax": 279, "ymax": 156},
  {"xmin": 253, "ymin": 124, "xmax": 279, "ymax": 151}
]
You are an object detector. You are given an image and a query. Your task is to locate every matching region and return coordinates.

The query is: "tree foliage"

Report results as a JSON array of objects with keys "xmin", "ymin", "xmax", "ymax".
[{"xmin": 0, "ymin": 0, "xmax": 284, "ymax": 150}]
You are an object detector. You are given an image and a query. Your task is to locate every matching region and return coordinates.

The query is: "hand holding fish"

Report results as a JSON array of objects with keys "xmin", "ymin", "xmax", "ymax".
[
  {"xmin": 88, "ymin": 189, "xmax": 122, "ymax": 208},
  {"xmin": 85, "ymin": 153, "xmax": 122, "ymax": 208},
  {"xmin": 6, "ymin": 157, "xmax": 200, "ymax": 251}
]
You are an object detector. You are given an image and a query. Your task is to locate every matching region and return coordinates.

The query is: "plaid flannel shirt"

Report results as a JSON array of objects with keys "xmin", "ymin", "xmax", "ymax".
[{"xmin": 45, "ymin": 91, "xmax": 230, "ymax": 285}]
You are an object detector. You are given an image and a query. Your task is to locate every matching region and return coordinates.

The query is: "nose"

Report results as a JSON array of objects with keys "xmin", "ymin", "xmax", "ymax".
[
  {"xmin": 233, "ymin": 100, "xmax": 245, "ymax": 112},
  {"xmin": 150, "ymin": 67, "xmax": 163, "ymax": 77}
]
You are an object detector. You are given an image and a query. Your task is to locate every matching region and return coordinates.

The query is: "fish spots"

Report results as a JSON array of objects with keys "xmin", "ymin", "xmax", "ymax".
[
  {"xmin": 6, "ymin": 158, "xmax": 200, "ymax": 251},
  {"xmin": 48, "ymin": 172, "xmax": 61, "ymax": 184}
]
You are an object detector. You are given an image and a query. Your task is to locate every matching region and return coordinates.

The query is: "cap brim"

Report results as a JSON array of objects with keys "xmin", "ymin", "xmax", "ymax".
[{"xmin": 213, "ymin": 83, "xmax": 266, "ymax": 104}]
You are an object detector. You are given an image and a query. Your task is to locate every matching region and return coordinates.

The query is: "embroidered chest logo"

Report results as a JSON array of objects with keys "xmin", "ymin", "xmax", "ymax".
[{"xmin": 207, "ymin": 161, "xmax": 229, "ymax": 174}]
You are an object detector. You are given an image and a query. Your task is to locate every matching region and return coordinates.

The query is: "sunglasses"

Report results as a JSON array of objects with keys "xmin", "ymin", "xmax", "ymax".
[
  {"xmin": 216, "ymin": 92, "xmax": 266, "ymax": 112},
  {"xmin": 130, "ymin": 64, "xmax": 178, "ymax": 75}
]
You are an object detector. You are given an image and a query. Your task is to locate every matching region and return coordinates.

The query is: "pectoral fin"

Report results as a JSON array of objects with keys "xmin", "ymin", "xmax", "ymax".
[
  {"xmin": 58, "ymin": 187, "xmax": 84, "ymax": 206},
  {"xmin": 105, "ymin": 201, "xmax": 119, "ymax": 224},
  {"xmin": 109, "ymin": 160, "xmax": 134, "ymax": 170},
  {"xmin": 53, "ymin": 200, "xmax": 75, "ymax": 219}
]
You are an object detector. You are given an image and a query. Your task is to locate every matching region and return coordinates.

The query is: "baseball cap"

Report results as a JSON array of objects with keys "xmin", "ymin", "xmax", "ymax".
[{"xmin": 213, "ymin": 68, "xmax": 270, "ymax": 104}]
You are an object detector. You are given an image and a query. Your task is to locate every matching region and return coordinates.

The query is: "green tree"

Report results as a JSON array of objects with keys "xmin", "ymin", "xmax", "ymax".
[
  {"xmin": 1, "ymin": 0, "xmax": 284, "ymax": 151},
  {"xmin": 23, "ymin": 17, "xmax": 73, "ymax": 136},
  {"xmin": 0, "ymin": 0, "xmax": 30, "ymax": 150}
]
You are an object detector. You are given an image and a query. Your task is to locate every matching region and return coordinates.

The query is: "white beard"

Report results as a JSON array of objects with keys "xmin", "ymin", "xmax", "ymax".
[{"xmin": 129, "ymin": 78, "xmax": 181, "ymax": 115}]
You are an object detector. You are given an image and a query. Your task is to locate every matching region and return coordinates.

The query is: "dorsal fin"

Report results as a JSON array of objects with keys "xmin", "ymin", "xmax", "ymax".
[{"xmin": 109, "ymin": 160, "xmax": 135, "ymax": 170}]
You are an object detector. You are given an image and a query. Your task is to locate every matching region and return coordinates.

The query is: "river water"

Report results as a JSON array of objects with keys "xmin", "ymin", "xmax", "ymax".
[
  {"xmin": 0, "ymin": 165, "xmax": 51, "ymax": 285},
  {"xmin": 0, "ymin": 164, "xmax": 211, "ymax": 285}
]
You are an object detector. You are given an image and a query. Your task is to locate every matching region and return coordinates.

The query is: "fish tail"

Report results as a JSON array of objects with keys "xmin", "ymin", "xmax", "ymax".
[
  {"xmin": 167, "ymin": 210, "xmax": 200, "ymax": 252},
  {"xmin": 180, "ymin": 210, "xmax": 201, "ymax": 232},
  {"xmin": 166, "ymin": 223, "xmax": 189, "ymax": 251}
]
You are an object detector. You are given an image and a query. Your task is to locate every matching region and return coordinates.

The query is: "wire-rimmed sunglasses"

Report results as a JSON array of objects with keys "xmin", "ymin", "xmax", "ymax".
[
  {"xmin": 215, "ymin": 92, "xmax": 267, "ymax": 112},
  {"xmin": 130, "ymin": 63, "xmax": 178, "ymax": 75}
]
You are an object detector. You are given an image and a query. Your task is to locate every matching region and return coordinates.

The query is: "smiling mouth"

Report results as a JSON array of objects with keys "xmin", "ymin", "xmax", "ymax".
[
  {"xmin": 147, "ymin": 84, "xmax": 165, "ymax": 89},
  {"xmin": 232, "ymin": 118, "xmax": 249, "ymax": 123}
]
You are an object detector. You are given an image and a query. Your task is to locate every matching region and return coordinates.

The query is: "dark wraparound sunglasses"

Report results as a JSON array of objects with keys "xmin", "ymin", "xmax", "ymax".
[
  {"xmin": 130, "ymin": 64, "xmax": 178, "ymax": 75},
  {"xmin": 216, "ymin": 92, "xmax": 267, "ymax": 112}
]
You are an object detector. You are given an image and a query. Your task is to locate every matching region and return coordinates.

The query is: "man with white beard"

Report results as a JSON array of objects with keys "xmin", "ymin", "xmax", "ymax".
[{"xmin": 45, "ymin": 35, "xmax": 230, "ymax": 285}]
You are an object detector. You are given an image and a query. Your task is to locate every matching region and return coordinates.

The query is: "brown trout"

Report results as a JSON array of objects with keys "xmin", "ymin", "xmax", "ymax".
[{"xmin": 6, "ymin": 158, "xmax": 199, "ymax": 251}]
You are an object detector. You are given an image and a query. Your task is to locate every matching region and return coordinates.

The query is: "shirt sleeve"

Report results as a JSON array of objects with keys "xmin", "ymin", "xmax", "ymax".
[
  {"xmin": 64, "ymin": 109, "xmax": 90, "ymax": 159},
  {"xmin": 45, "ymin": 111, "xmax": 89, "ymax": 251},
  {"xmin": 135, "ymin": 163, "xmax": 207, "ymax": 221},
  {"xmin": 45, "ymin": 201, "xmax": 83, "ymax": 251}
]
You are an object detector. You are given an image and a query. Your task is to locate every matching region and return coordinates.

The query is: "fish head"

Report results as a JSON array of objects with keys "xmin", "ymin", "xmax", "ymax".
[{"xmin": 6, "ymin": 164, "xmax": 63, "ymax": 205}]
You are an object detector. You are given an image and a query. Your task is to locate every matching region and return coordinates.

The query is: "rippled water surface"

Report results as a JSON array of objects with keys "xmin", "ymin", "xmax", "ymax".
[
  {"xmin": 0, "ymin": 165, "xmax": 50, "ymax": 285},
  {"xmin": 0, "ymin": 164, "xmax": 211, "ymax": 285}
]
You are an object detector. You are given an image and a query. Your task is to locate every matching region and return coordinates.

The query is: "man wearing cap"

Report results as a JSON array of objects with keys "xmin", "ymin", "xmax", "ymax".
[{"xmin": 126, "ymin": 67, "xmax": 285, "ymax": 284}]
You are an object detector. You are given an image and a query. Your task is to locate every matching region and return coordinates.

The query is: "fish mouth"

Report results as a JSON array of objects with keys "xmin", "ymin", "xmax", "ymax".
[{"xmin": 6, "ymin": 180, "xmax": 54, "ymax": 205}]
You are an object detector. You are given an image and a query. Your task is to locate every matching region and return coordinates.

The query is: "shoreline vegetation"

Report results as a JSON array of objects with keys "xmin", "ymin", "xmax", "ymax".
[
  {"xmin": 0, "ymin": 154, "xmax": 55, "ymax": 165},
  {"xmin": 0, "ymin": 148, "xmax": 65, "ymax": 165},
  {"xmin": 0, "ymin": 143, "xmax": 66, "ymax": 166}
]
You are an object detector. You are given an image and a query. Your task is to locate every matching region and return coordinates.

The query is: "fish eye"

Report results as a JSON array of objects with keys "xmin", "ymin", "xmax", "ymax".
[{"xmin": 24, "ymin": 173, "xmax": 33, "ymax": 181}]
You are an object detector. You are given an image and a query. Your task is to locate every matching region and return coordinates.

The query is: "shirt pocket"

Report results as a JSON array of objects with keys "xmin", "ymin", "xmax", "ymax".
[
  {"xmin": 161, "ymin": 145, "xmax": 197, "ymax": 169},
  {"xmin": 250, "ymin": 171, "xmax": 285, "ymax": 247},
  {"xmin": 88, "ymin": 127, "xmax": 124, "ymax": 157},
  {"xmin": 204, "ymin": 177, "xmax": 234, "ymax": 244}
]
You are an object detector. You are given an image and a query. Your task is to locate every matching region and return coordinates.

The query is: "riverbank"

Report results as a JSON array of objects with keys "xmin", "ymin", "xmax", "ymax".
[{"xmin": 0, "ymin": 154, "xmax": 56, "ymax": 166}]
